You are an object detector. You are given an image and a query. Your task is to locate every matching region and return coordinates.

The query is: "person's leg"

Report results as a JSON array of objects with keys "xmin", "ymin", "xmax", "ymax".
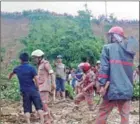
[
  {"xmin": 19, "ymin": 93, "xmax": 24, "ymax": 115},
  {"xmin": 85, "ymin": 93, "xmax": 94, "ymax": 111},
  {"xmin": 77, "ymin": 86, "xmax": 82, "ymax": 94},
  {"xmin": 74, "ymin": 92, "xmax": 85, "ymax": 109},
  {"xmin": 38, "ymin": 110, "xmax": 45, "ymax": 124},
  {"xmin": 22, "ymin": 92, "xmax": 32, "ymax": 124},
  {"xmin": 117, "ymin": 100, "xmax": 131, "ymax": 124},
  {"xmin": 72, "ymin": 79, "xmax": 76, "ymax": 90},
  {"xmin": 40, "ymin": 92, "xmax": 49, "ymax": 111},
  {"xmin": 75, "ymin": 81, "xmax": 80, "ymax": 94},
  {"xmin": 75, "ymin": 84, "xmax": 78, "ymax": 94},
  {"xmin": 60, "ymin": 78, "xmax": 66, "ymax": 100},
  {"xmin": 31, "ymin": 91, "xmax": 44, "ymax": 124},
  {"xmin": 95, "ymin": 81, "xmax": 100, "ymax": 94},
  {"xmin": 74, "ymin": 80, "xmax": 78, "ymax": 93},
  {"xmin": 40, "ymin": 92, "xmax": 53, "ymax": 124},
  {"xmin": 25, "ymin": 112, "xmax": 31, "ymax": 124},
  {"xmin": 95, "ymin": 100, "xmax": 114, "ymax": 124},
  {"xmin": 56, "ymin": 78, "xmax": 60, "ymax": 99}
]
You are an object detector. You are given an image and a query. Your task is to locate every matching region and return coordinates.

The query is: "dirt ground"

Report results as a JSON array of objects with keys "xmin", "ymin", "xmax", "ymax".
[{"xmin": 1, "ymin": 98, "xmax": 139, "ymax": 124}]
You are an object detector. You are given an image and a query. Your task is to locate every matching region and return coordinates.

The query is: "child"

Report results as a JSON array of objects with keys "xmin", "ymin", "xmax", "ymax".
[
  {"xmin": 31, "ymin": 49, "xmax": 55, "ymax": 124},
  {"xmin": 54, "ymin": 55, "xmax": 66, "ymax": 101},
  {"xmin": 74, "ymin": 63, "xmax": 96, "ymax": 111},
  {"xmin": 8, "ymin": 52, "xmax": 44, "ymax": 124}
]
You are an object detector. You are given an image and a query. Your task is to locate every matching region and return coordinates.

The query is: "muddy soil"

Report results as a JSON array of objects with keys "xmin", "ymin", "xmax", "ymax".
[{"xmin": 1, "ymin": 99, "xmax": 139, "ymax": 124}]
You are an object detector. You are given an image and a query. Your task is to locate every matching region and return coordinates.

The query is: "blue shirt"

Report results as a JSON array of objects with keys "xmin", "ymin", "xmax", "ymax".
[
  {"xmin": 75, "ymin": 68, "xmax": 83, "ymax": 80},
  {"xmin": 13, "ymin": 63, "xmax": 38, "ymax": 92}
]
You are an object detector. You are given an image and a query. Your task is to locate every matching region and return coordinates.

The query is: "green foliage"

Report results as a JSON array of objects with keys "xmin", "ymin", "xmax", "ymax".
[
  {"xmin": 133, "ymin": 82, "xmax": 140, "ymax": 98},
  {"xmin": 104, "ymin": 23, "xmax": 113, "ymax": 32},
  {"xmin": 1, "ymin": 59, "xmax": 20, "ymax": 101},
  {"xmin": 0, "ymin": 47, "xmax": 6, "ymax": 62},
  {"xmin": 1, "ymin": 47, "xmax": 6, "ymax": 53},
  {"xmin": 65, "ymin": 82, "xmax": 75, "ymax": 99},
  {"xmin": 20, "ymin": 8, "xmax": 103, "ymax": 67},
  {"xmin": 1, "ymin": 76, "xmax": 20, "ymax": 101}
]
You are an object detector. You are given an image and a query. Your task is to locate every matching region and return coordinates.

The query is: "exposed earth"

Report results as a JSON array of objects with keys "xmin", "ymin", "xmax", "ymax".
[{"xmin": 1, "ymin": 99, "xmax": 139, "ymax": 124}]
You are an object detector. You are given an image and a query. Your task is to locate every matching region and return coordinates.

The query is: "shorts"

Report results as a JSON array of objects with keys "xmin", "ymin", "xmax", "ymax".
[
  {"xmin": 21, "ymin": 90, "xmax": 43, "ymax": 113},
  {"xmin": 56, "ymin": 77, "xmax": 65, "ymax": 92},
  {"xmin": 40, "ymin": 91, "xmax": 49, "ymax": 104}
]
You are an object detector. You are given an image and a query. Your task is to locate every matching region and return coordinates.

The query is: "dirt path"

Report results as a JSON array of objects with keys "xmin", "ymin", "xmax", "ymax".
[{"xmin": 1, "ymin": 99, "xmax": 139, "ymax": 124}]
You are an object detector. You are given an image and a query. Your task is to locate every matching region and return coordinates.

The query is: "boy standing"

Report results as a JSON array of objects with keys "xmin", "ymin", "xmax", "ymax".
[
  {"xmin": 74, "ymin": 63, "xmax": 96, "ymax": 111},
  {"xmin": 9, "ymin": 53, "xmax": 44, "ymax": 124},
  {"xmin": 54, "ymin": 55, "xmax": 66, "ymax": 101}
]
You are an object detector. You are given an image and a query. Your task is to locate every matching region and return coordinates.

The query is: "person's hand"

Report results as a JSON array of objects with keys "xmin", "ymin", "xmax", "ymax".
[
  {"xmin": 51, "ymin": 83, "xmax": 56, "ymax": 90},
  {"xmin": 82, "ymin": 87, "xmax": 87, "ymax": 92},
  {"xmin": 99, "ymin": 86, "xmax": 106, "ymax": 97},
  {"xmin": 77, "ymin": 83, "xmax": 82, "ymax": 88}
]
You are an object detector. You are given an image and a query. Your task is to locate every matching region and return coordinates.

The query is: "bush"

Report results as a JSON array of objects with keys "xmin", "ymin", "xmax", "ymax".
[
  {"xmin": 133, "ymin": 82, "xmax": 140, "ymax": 99},
  {"xmin": 1, "ymin": 77, "xmax": 20, "ymax": 101},
  {"xmin": 1, "ymin": 60, "xmax": 21, "ymax": 101},
  {"xmin": 65, "ymin": 82, "xmax": 75, "ymax": 99},
  {"xmin": 20, "ymin": 8, "xmax": 103, "ymax": 67}
]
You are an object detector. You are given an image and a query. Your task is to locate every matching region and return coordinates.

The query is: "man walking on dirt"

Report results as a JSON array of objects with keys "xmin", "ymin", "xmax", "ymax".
[
  {"xmin": 96, "ymin": 26, "xmax": 136, "ymax": 124},
  {"xmin": 54, "ymin": 55, "xmax": 66, "ymax": 101},
  {"xmin": 74, "ymin": 63, "xmax": 96, "ymax": 111},
  {"xmin": 31, "ymin": 49, "xmax": 56, "ymax": 124},
  {"xmin": 9, "ymin": 52, "xmax": 44, "ymax": 124}
]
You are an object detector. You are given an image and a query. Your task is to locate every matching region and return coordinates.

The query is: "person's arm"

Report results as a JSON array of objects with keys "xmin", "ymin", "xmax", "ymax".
[
  {"xmin": 83, "ymin": 72, "xmax": 96, "ymax": 92},
  {"xmin": 44, "ymin": 63, "xmax": 56, "ymax": 89},
  {"xmin": 133, "ymin": 71, "xmax": 136, "ymax": 84},
  {"xmin": 34, "ymin": 75, "xmax": 39, "ymax": 88},
  {"xmin": 8, "ymin": 67, "xmax": 17, "ymax": 80},
  {"xmin": 30, "ymin": 66, "xmax": 39, "ymax": 88},
  {"xmin": 8, "ymin": 72, "xmax": 15, "ymax": 80},
  {"xmin": 100, "ymin": 81, "xmax": 110, "ymax": 96},
  {"xmin": 44, "ymin": 63, "xmax": 56, "ymax": 101},
  {"xmin": 50, "ymin": 73, "xmax": 56, "ymax": 90},
  {"xmin": 64, "ymin": 65, "xmax": 66, "ymax": 73},
  {"xmin": 79, "ymin": 74, "xmax": 86, "ymax": 86},
  {"xmin": 83, "ymin": 82, "xmax": 94, "ymax": 92},
  {"xmin": 104, "ymin": 81, "xmax": 110, "ymax": 90},
  {"xmin": 75, "ymin": 72, "xmax": 83, "ymax": 81},
  {"xmin": 75, "ymin": 76, "xmax": 79, "ymax": 81},
  {"xmin": 68, "ymin": 74, "xmax": 72, "ymax": 81},
  {"xmin": 79, "ymin": 79, "xmax": 84, "ymax": 86},
  {"xmin": 98, "ymin": 45, "xmax": 110, "ymax": 87}
]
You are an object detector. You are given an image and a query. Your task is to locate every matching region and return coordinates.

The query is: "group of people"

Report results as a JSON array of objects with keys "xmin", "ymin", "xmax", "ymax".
[
  {"xmin": 64, "ymin": 58, "xmax": 100, "ymax": 93},
  {"xmin": 8, "ymin": 26, "xmax": 139, "ymax": 124}
]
